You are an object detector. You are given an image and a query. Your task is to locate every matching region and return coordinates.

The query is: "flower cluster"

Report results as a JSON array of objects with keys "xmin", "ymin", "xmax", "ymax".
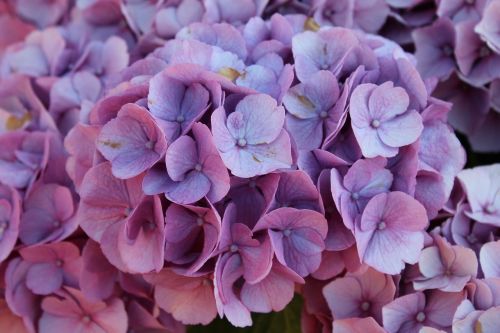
[
  {"xmin": 410, "ymin": 0, "xmax": 500, "ymax": 153},
  {"xmin": 0, "ymin": 1, "xmax": 498, "ymax": 333}
]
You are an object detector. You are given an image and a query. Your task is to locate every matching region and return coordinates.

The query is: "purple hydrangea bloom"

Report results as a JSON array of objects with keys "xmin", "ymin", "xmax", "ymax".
[
  {"xmin": 211, "ymin": 94, "xmax": 292, "ymax": 178},
  {"xmin": 253, "ymin": 207, "xmax": 327, "ymax": 277},
  {"xmin": 96, "ymin": 103, "xmax": 168, "ymax": 179},
  {"xmin": 283, "ymin": 70, "xmax": 345, "ymax": 150},
  {"xmin": 331, "ymin": 157, "xmax": 393, "ymax": 230},
  {"xmin": 147, "ymin": 66, "xmax": 211, "ymax": 143},
  {"xmin": 161, "ymin": 122, "xmax": 230, "ymax": 204},
  {"xmin": 164, "ymin": 202, "xmax": 221, "ymax": 274},
  {"xmin": 475, "ymin": 1, "xmax": 500, "ymax": 53},
  {"xmin": 413, "ymin": 17, "xmax": 456, "ymax": 80},
  {"xmin": 413, "ymin": 235, "xmax": 478, "ymax": 292}
]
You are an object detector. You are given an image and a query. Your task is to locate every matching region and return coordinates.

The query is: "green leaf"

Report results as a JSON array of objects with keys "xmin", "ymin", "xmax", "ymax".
[{"xmin": 188, "ymin": 294, "xmax": 303, "ymax": 333}]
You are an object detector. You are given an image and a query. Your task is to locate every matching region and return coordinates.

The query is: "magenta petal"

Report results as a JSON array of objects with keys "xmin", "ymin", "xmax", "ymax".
[
  {"xmin": 145, "ymin": 269, "xmax": 217, "ymax": 325},
  {"xmin": 356, "ymin": 192, "xmax": 427, "ymax": 274},
  {"xmin": 80, "ymin": 240, "xmax": 118, "ymax": 301},
  {"xmin": 77, "ymin": 162, "xmax": 144, "ymax": 242},
  {"xmin": 214, "ymin": 253, "xmax": 252, "ymax": 327},
  {"xmin": 239, "ymin": 234, "xmax": 273, "ymax": 284},
  {"xmin": 241, "ymin": 260, "xmax": 303, "ymax": 313},
  {"xmin": 332, "ymin": 317, "xmax": 386, "ymax": 333}
]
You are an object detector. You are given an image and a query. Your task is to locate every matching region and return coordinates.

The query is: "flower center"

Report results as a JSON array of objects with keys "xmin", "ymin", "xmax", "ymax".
[
  {"xmin": 145, "ymin": 221, "xmax": 156, "ymax": 230},
  {"xmin": 304, "ymin": 17, "xmax": 320, "ymax": 32},
  {"xmin": 145, "ymin": 141, "xmax": 154, "ymax": 149},
  {"xmin": 176, "ymin": 115, "xmax": 185, "ymax": 123},
  {"xmin": 416, "ymin": 311, "xmax": 426, "ymax": 322},
  {"xmin": 351, "ymin": 192, "xmax": 360, "ymax": 200},
  {"xmin": 230, "ymin": 244, "xmax": 238, "ymax": 253},
  {"xmin": 377, "ymin": 221, "xmax": 386, "ymax": 230},
  {"xmin": 218, "ymin": 67, "xmax": 241, "ymax": 81},
  {"xmin": 360, "ymin": 301, "xmax": 370, "ymax": 311},
  {"xmin": 196, "ymin": 217, "xmax": 204, "ymax": 226},
  {"xmin": 371, "ymin": 119, "xmax": 381, "ymax": 128},
  {"xmin": 55, "ymin": 259, "xmax": 63, "ymax": 267},
  {"xmin": 442, "ymin": 45, "xmax": 453, "ymax": 57},
  {"xmin": 479, "ymin": 46, "xmax": 490, "ymax": 58},
  {"xmin": 485, "ymin": 204, "xmax": 496, "ymax": 214},
  {"xmin": 320, "ymin": 63, "xmax": 330, "ymax": 70},
  {"xmin": 465, "ymin": 0, "xmax": 474, "ymax": 4},
  {"xmin": 237, "ymin": 138, "xmax": 247, "ymax": 147},
  {"xmin": 194, "ymin": 164, "xmax": 202, "ymax": 172},
  {"xmin": 248, "ymin": 180, "xmax": 256, "ymax": 188},
  {"xmin": 82, "ymin": 315, "xmax": 91, "ymax": 324},
  {"xmin": 319, "ymin": 111, "xmax": 328, "ymax": 119},
  {"xmin": 283, "ymin": 229, "xmax": 292, "ymax": 237},
  {"xmin": 124, "ymin": 207, "xmax": 132, "ymax": 217},
  {"xmin": 467, "ymin": 234, "xmax": 477, "ymax": 243},
  {"xmin": 53, "ymin": 220, "xmax": 61, "ymax": 228},
  {"xmin": 475, "ymin": 321, "xmax": 483, "ymax": 333}
]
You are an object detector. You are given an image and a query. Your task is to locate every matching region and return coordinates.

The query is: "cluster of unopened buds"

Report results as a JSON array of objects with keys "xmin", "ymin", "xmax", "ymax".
[{"xmin": 0, "ymin": 0, "xmax": 499, "ymax": 332}]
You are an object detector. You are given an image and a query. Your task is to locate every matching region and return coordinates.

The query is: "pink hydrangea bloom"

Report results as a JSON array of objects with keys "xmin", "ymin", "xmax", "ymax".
[
  {"xmin": 457, "ymin": 164, "xmax": 500, "ymax": 226},
  {"xmin": 323, "ymin": 267, "xmax": 396, "ymax": 323},
  {"xmin": 19, "ymin": 242, "xmax": 81, "ymax": 295},
  {"xmin": 355, "ymin": 191, "xmax": 428, "ymax": 274},
  {"xmin": 452, "ymin": 300, "xmax": 500, "ymax": 333},
  {"xmin": 413, "ymin": 235, "xmax": 478, "ymax": 292},
  {"xmin": 77, "ymin": 162, "xmax": 144, "ymax": 242},
  {"xmin": 350, "ymin": 82, "xmax": 423, "ymax": 158},
  {"xmin": 145, "ymin": 269, "xmax": 217, "ymax": 325},
  {"xmin": 0, "ymin": 2, "xmax": 491, "ymax": 331},
  {"xmin": 39, "ymin": 288, "xmax": 127, "ymax": 333},
  {"xmin": 240, "ymin": 259, "xmax": 304, "ymax": 314},
  {"xmin": 383, "ymin": 290, "xmax": 466, "ymax": 332}
]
